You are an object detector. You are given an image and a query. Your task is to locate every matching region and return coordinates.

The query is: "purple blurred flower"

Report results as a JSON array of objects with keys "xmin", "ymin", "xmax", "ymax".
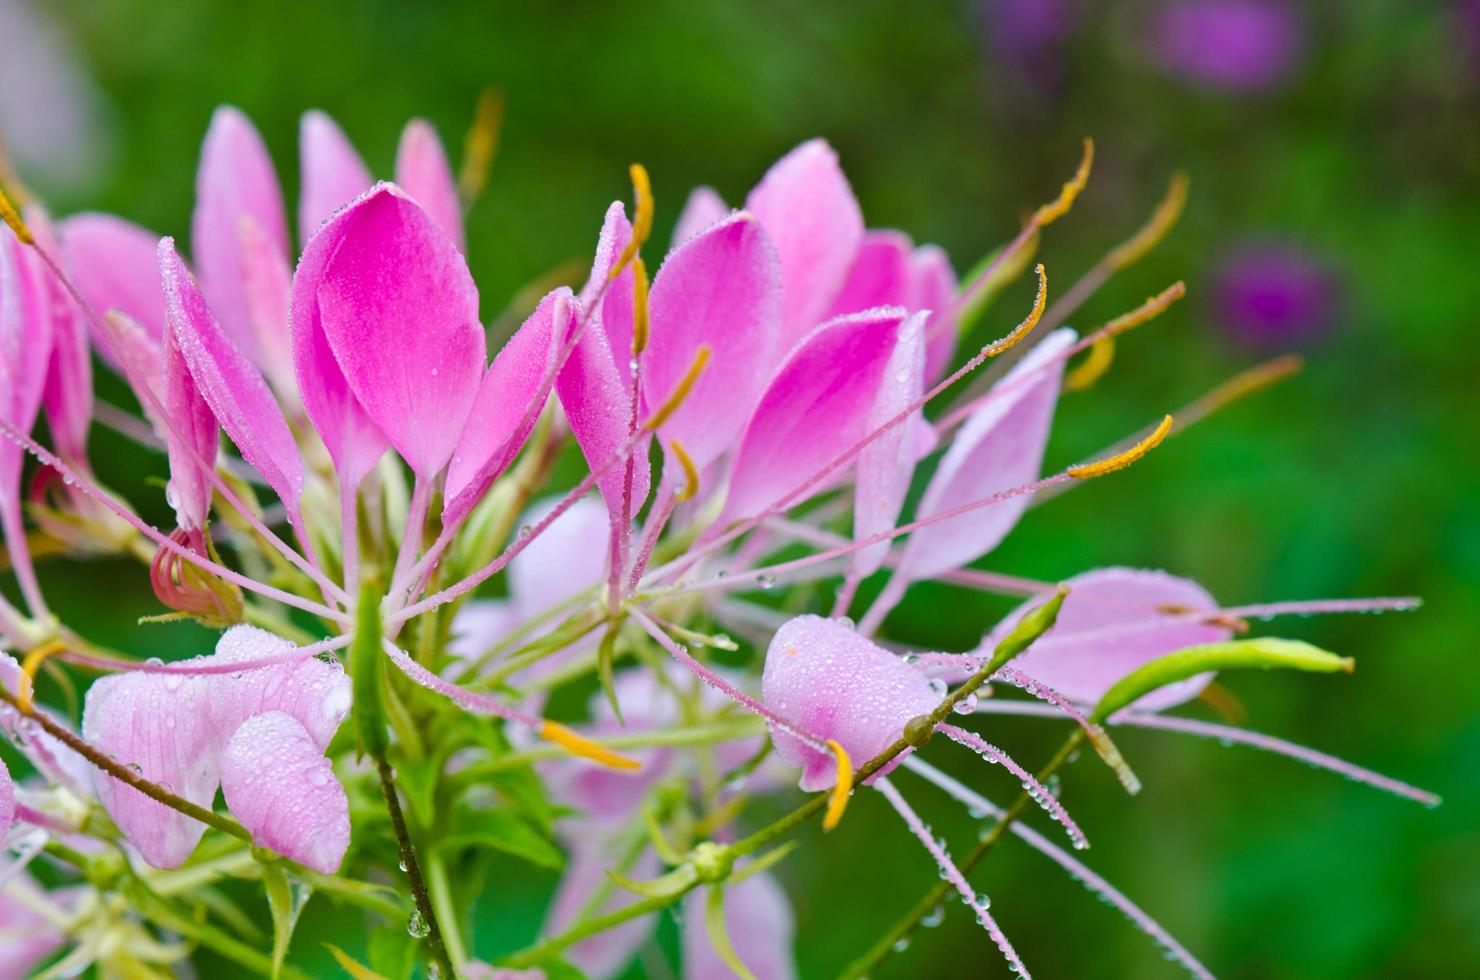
[
  {"xmin": 981, "ymin": 0, "xmax": 1079, "ymax": 89},
  {"xmin": 1149, "ymin": 0, "xmax": 1304, "ymax": 93},
  {"xmin": 1212, "ymin": 243, "xmax": 1341, "ymax": 349}
]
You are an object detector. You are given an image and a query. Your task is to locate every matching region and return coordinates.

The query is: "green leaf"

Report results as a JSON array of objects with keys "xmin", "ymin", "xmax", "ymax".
[
  {"xmin": 326, "ymin": 943, "xmax": 391, "ymax": 980},
  {"xmin": 704, "ymin": 886, "xmax": 757, "ymax": 980},
  {"xmin": 262, "ymin": 863, "xmax": 302, "ymax": 979},
  {"xmin": 1089, "ymin": 638, "xmax": 1354, "ymax": 724},
  {"xmin": 438, "ymin": 807, "xmax": 565, "ymax": 870}
]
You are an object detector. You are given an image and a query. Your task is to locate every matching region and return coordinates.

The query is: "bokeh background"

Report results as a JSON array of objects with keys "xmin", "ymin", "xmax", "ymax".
[{"xmin": 4, "ymin": 0, "xmax": 1478, "ymax": 976}]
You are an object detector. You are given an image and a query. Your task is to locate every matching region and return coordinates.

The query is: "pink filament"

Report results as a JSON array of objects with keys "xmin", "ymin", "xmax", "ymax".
[
  {"xmin": 380, "ymin": 639, "xmax": 541, "ymax": 729},
  {"xmin": 873, "ymin": 776, "xmax": 1032, "ymax": 978},
  {"xmin": 59, "ymin": 634, "xmax": 351, "ymax": 676},
  {"xmin": 903, "ymin": 756, "xmax": 1214, "ymax": 979},
  {"xmin": 936, "ymin": 722, "xmax": 1088, "ymax": 850}
]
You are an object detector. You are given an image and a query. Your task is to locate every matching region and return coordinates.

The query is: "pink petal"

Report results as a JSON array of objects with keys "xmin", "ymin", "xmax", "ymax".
[
  {"xmin": 683, "ymin": 871, "xmax": 796, "ymax": 980},
  {"xmin": 160, "ymin": 239, "xmax": 304, "ymax": 526},
  {"xmin": 28, "ymin": 208, "xmax": 92, "ymax": 462},
  {"xmin": 0, "ymin": 874, "xmax": 68, "ymax": 980},
  {"xmin": 58, "ymin": 212, "xmax": 167, "ymax": 344},
  {"xmin": 720, "ymin": 307, "xmax": 907, "ymax": 525},
  {"xmin": 0, "ymin": 231, "xmax": 53, "ymax": 496},
  {"xmin": 998, "ymin": 567, "xmax": 1231, "ymax": 711},
  {"xmin": 237, "ymin": 214, "xmax": 297, "ymax": 400},
  {"xmin": 509, "ymin": 495, "xmax": 610, "ymax": 617},
  {"xmin": 204, "ymin": 625, "xmax": 353, "ymax": 749},
  {"xmin": 191, "ymin": 106, "xmax": 289, "ymax": 365},
  {"xmin": 80, "ymin": 668, "xmax": 219, "ymax": 869},
  {"xmin": 161, "ymin": 325, "xmax": 217, "ymax": 531},
  {"xmin": 545, "ymin": 840, "xmax": 661, "ymax": 978},
  {"xmin": 762, "ymin": 615, "xmax": 937, "ymax": 791},
  {"xmin": 851, "ymin": 311, "xmax": 927, "ymax": 578},
  {"xmin": 895, "ymin": 328, "xmax": 1074, "ymax": 582},
  {"xmin": 913, "ymin": 244, "xmax": 959, "ymax": 383},
  {"xmin": 220, "ymin": 711, "xmax": 350, "ymax": 874},
  {"xmin": 395, "ymin": 118, "xmax": 465, "ymax": 253},
  {"xmin": 298, "ymin": 110, "xmax": 373, "ymax": 243},
  {"xmin": 644, "ymin": 212, "xmax": 781, "ymax": 471},
  {"xmin": 671, "ymin": 185, "xmax": 729, "ymax": 246},
  {"xmin": 0, "ymin": 756, "xmax": 13, "ymax": 840},
  {"xmin": 312, "ymin": 185, "xmax": 485, "ymax": 480},
  {"xmin": 556, "ymin": 298, "xmax": 650, "ymax": 527},
  {"xmin": 104, "ymin": 311, "xmax": 167, "ymax": 436},
  {"xmin": 744, "ymin": 139, "xmax": 864, "ymax": 353},
  {"xmin": 579, "ymin": 202, "xmax": 637, "ymax": 388},
  {"xmin": 825, "ymin": 230, "xmax": 914, "ymax": 321},
  {"xmin": 444, "ymin": 288, "xmax": 575, "ymax": 524},
  {"xmin": 289, "ymin": 190, "xmax": 391, "ymax": 492}
]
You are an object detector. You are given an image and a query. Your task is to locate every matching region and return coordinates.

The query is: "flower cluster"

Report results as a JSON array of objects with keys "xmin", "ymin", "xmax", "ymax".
[{"xmin": 0, "ymin": 103, "xmax": 1435, "ymax": 978}]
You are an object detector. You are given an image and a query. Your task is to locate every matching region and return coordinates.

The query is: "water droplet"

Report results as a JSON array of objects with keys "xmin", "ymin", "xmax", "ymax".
[
  {"xmin": 892, "ymin": 937, "xmax": 911, "ymax": 953},
  {"xmin": 836, "ymin": 616, "xmax": 856, "ymax": 631},
  {"xmin": 922, "ymin": 904, "xmax": 945, "ymax": 928},
  {"xmin": 1044, "ymin": 775, "xmax": 1061, "ymax": 799},
  {"xmin": 928, "ymin": 678, "xmax": 948, "ymax": 699},
  {"xmin": 519, "ymin": 524, "xmax": 533, "ymax": 537},
  {"xmin": 407, "ymin": 909, "xmax": 430, "ymax": 938},
  {"xmin": 756, "ymin": 573, "xmax": 777, "ymax": 590},
  {"xmin": 953, "ymin": 692, "xmax": 979, "ymax": 715},
  {"xmin": 976, "ymin": 892, "xmax": 992, "ymax": 910},
  {"xmin": 398, "ymin": 859, "xmax": 409, "ymax": 873},
  {"xmin": 903, "ymin": 653, "xmax": 920, "ymax": 666},
  {"xmin": 144, "ymin": 657, "xmax": 164, "ymax": 667}
]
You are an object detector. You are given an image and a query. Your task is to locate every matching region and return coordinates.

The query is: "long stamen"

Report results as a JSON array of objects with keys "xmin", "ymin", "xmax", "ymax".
[
  {"xmin": 971, "ymin": 700, "xmax": 1440, "ymax": 806},
  {"xmin": 0, "ymin": 419, "xmax": 348, "ymax": 623},
  {"xmin": 936, "ymin": 723, "xmax": 1088, "ymax": 849},
  {"xmin": 903, "ymin": 756, "xmax": 1214, "ymax": 979},
  {"xmin": 1066, "ymin": 414, "xmax": 1172, "ymax": 479},
  {"xmin": 54, "ymin": 634, "xmax": 351, "ymax": 676},
  {"xmin": 874, "ymin": 776, "xmax": 1032, "ymax": 979}
]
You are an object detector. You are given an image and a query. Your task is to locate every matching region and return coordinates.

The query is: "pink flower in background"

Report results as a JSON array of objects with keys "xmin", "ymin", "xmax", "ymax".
[
  {"xmin": 1149, "ymin": 0, "xmax": 1305, "ymax": 93},
  {"xmin": 1212, "ymin": 242, "xmax": 1340, "ymax": 349}
]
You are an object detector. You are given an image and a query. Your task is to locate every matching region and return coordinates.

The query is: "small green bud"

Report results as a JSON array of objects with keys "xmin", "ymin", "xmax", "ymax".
[
  {"xmin": 985, "ymin": 587, "xmax": 1067, "ymax": 675},
  {"xmin": 903, "ymin": 715, "xmax": 935, "ymax": 748},
  {"xmin": 690, "ymin": 841, "xmax": 735, "ymax": 884}
]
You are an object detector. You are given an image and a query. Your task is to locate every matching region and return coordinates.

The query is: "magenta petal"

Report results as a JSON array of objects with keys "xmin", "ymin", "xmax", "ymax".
[
  {"xmin": 298, "ymin": 110, "xmax": 373, "ymax": 244},
  {"xmin": 683, "ymin": 871, "xmax": 796, "ymax": 980},
  {"xmin": 105, "ymin": 311, "xmax": 167, "ymax": 436},
  {"xmin": 644, "ymin": 212, "xmax": 781, "ymax": 471},
  {"xmin": 1, "ymin": 231, "xmax": 54, "ymax": 498},
  {"xmin": 556, "ymin": 304, "xmax": 651, "ymax": 523},
  {"xmin": 720, "ymin": 307, "xmax": 907, "ymax": 525},
  {"xmin": 313, "ymin": 185, "xmax": 485, "ymax": 480},
  {"xmin": 28, "ymin": 208, "xmax": 92, "ymax": 462},
  {"xmin": 671, "ymin": 185, "xmax": 729, "ymax": 246},
  {"xmin": 290, "ymin": 191, "xmax": 391, "ymax": 492},
  {"xmin": 220, "ymin": 711, "xmax": 350, "ymax": 873},
  {"xmin": 0, "ymin": 874, "xmax": 68, "ymax": 979},
  {"xmin": 1000, "ymin": 567, "xmax": 1231, "ymax": 711},
  {"xmin": 744, "ymin": 139, "xmax": 865, "ymax": 352},
  {"xmin": 851, "ymin": 311, "xmax": 927, "ymax": 578},
  {"xmin": 826, "ymin": 230, "xmax": 914, "ymax": 321},
  {"xmin": 444, "ymin": 288, "xmax": 575, "ymax": 524},
  {"xmin": 161, "ymin": 326, "xmax": 218, "ymax": 531},
  {"xmin": 913, "ymin": 244, "xmax": 959, "ymax": 383},
  {"xmin": 395, "ymin": 118, "xmax": 465, "ymax": 253},
  {"xmin": 896, "ymin": 328, "xmax": 1074, "ymax": 582},
  {"xmin": 204, "ymin": 625, "xmax": 353, "ymax": 750},
  {"xmin": 763, "ymin": 615, "xmax": 937, "ymax": 791},
  {"xmin": 237, "ymin": 214, "xmax": 297, "ymax": 400},
  {"xmin": 580, "ymin": 202, "xmax": 637, "ymax": 387},
  {"xmin": 81, "ymin": 670, "xmax": 218, "ymax": 869},
  {"xmin": 191, "ymin": 106, "xmax": 290, "ymax": 365},
  {"xmin": 58, "ymin": 212, "xmax": 168, "ymax": 344},
  {"xmin": 160, "ymin": 239, "xmax": 304, "ymax": 526}
]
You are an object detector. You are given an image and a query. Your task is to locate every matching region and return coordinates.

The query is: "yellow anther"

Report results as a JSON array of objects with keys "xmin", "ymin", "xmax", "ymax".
[
  {"xmin": 1106, "ymin": 172, "xmax": 1189, "ymax": 271},
  {"xmin": 1032, "ymin": 138, "xmax": 1094, "ymax": 227},
  {"xmin": 822, "ymin": 739, "xmax": 854, "ymax": 831},
  {"xmin": 540, "ymin": 720, "xmax": 641, "ymax": 770},
  {"xmin": 1068, "ymin": 414, "xmax": 1173, "ymax": 479},
  {"xmin": 458, "ymin": 86, "xmax": 505, "ymax": 204},
  {"xmin": 1064, "ymin": 336, "xmax": 1116, "ymax": 392},
  {"xmin": 1100, "ymin": 281, "xmax": 1186, "ymax": 340},
  {"xmin": 1185, "ymin": 353, "xmax": 1303, "ymax": 423},
  {"xmin": 670, "ymin": 439, "xmax": 700, "ymax": 502},
  {"xmin": 18, "ymin": 638, "xmax": 66, "ymax": 713},
  {"xmin": 0, "ymin": 186, "xmax": 34, "ymax": 245},
  {"xmin": 630, "ymin": 256, "xmax": 651, "ymax": 354},
  {"xmin": 643, "ymin": 344, "xmax": 711, "ymax": 431},
  {"xmin": 610, "ymin": 163, "xmax": 654, "ymax": 279},
  {"xmin": 982, "ymin": 263, "xmax": 1047, "ymax": 358}
]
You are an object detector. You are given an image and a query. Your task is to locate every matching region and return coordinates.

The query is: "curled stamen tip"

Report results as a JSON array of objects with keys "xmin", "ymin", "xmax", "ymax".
[
  {"xmin": 822, "ymin": 739, "xmax": 854, "ymax": 831},
  {"xmin": 610, "ymin": 162, "xmax": 654, "ymax": 278},
  {"xmin": 1032, "ymin": 137, "xmax": 1094, "ymax": 227},
  {"xmin": 1064, "ymin": 337, "xmax": 1115, "ymax": 392},
  {"xmin": 983, "ymin": 263, "xmax": 1047, "ymax": 359},
  {"xmin": 670, "ymin": 439, "xmax": 700, "ymax": 502},
  {"xmin": 630, "ymin": 256, "xmax": 651, "ymax": 353},
  {"xmin": 1068, "ymin": 414, "xmax": 1173, "ymax": 480},
  {"xmin": 17, "ymin": 638, "xmax": 66, "ymax": 714},
  {"xmin": 0, "ymin": 186, "xmax": 34, "ymax": 244},
  {"xmin": 539, "ymin": 720, "xmax": 641, "ymax": 770}
]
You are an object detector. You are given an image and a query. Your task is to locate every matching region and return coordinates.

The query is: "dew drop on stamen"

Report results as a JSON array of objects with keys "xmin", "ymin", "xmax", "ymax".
[
  {"xmin": 756, "ymin": 573, "xmax": 777, "ymax": 590},
  {"xmin": 519, "ymin": 525, "xmax": 533, "ymax": 538},
  {"xmin": 953, "ymin": 692, "xmax": 979, "ymax": 715},
  {"xmin": 144, "ymin": 657, "xmax": 164, "ymax": 667}
]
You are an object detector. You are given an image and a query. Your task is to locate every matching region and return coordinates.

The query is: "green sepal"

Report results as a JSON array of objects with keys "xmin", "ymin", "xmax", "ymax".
[
  {"xmin": 606, "ymin": 862, "xmax": 699, "ymax": 899},
  {"xmin": 704, "ymin": 885, "xmax": 757, "ymax": 980}
]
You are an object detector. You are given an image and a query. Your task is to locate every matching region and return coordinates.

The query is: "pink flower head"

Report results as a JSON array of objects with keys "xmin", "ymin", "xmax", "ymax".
[
  {"xmin": 990, "ymin": 567, "xmax": 1233, "ymax": 710},
  {"xmin": 81, "ymin": 625, "xmax": 352, "ymax": 869},
  {"xmin": 1149, "ymin": 0, "xmax": 1305, "ymax": 93},
  {"xmin": 762, "ymin": 615, "xmax": 937, "ymax": 791},
  {"xmin": 298, "ymin": 110, "xmax": 373, "ymax": 243},
  {"xmin": 1212, "ymin": 241, "xmax": 1341, "ymax": 350}
]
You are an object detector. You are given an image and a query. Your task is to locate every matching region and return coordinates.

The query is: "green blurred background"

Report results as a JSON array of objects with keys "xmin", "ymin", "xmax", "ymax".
[{"xmin": 7, "ymin": 0, "xmax": 1478, "ymax": 976}]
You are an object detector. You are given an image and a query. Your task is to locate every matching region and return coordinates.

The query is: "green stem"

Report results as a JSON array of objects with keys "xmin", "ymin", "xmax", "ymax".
[
  {"xmin": 499, "ymin": 890, "xmax": 686, "ymax": 970},
  {"xmin": 837, "ymin": 729, "xmax": 1085, "ymax": 980},
  {"xmin": 425, "ymin": 850, "xmax": 471, "ymax": 970},
  {"xmin": 376, "ymin": 755, "xmax": 458, "ymax": 980}
]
